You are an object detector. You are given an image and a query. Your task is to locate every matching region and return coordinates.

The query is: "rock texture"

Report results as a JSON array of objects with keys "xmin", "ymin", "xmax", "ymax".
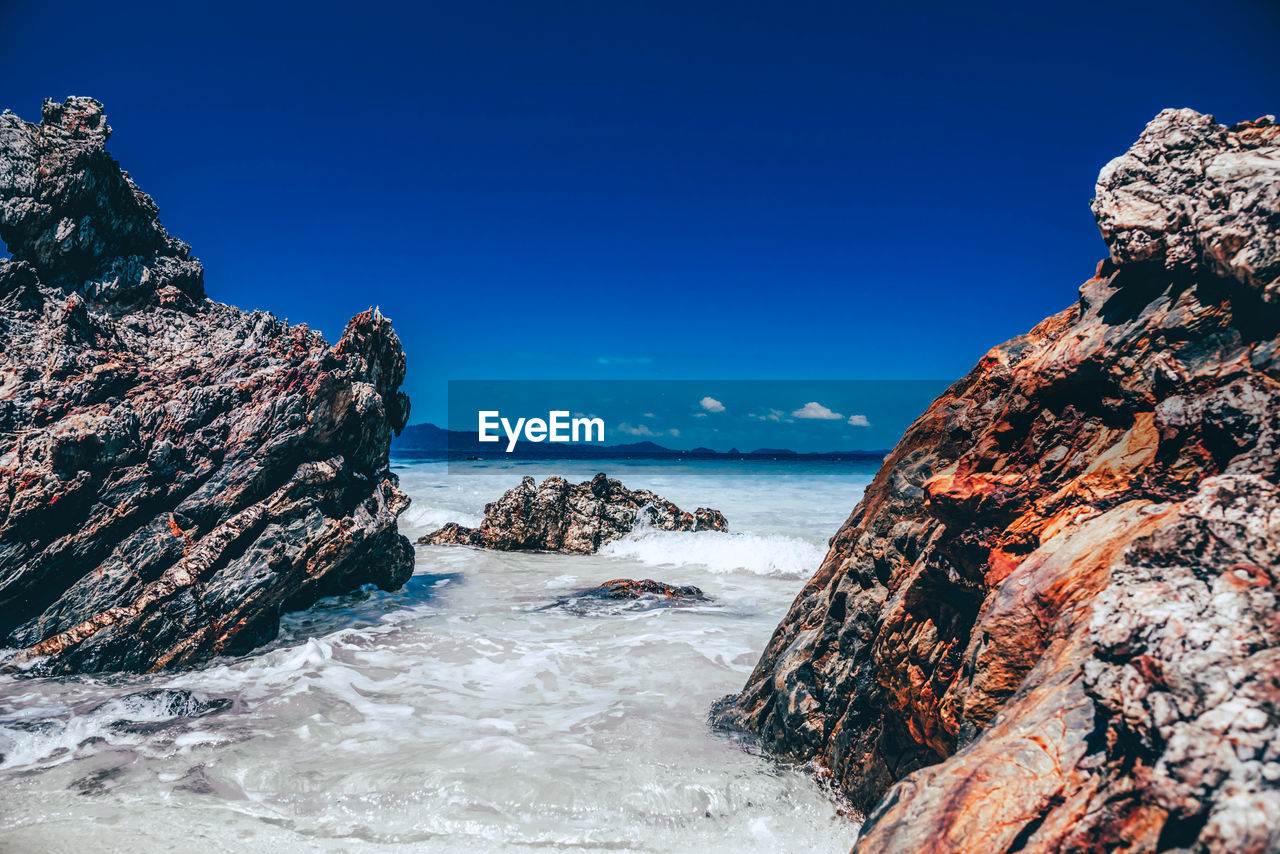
[
  {"xmin": 581, "ymin": 578, "xmax": 707, "ymax": 600},
  {"xmin": 716, "ymin": 109, "xmax": 1280, "ymax": 853},
  {"xmin": 545, "ymin": 578, "xmax": 709, "ymax": 616},
  {"xmin": 0, "ymin": 97, "xmax": 414, "ymax": 674},
  {"xmin": 421, "ymin": 473, "xmax": 727, "ymax": 554}
]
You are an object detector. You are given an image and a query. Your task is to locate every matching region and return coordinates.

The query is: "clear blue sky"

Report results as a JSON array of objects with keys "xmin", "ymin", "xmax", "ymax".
[{"xmin": 3, "ymin": 0, "xmax": 1277, "ymax": 425}]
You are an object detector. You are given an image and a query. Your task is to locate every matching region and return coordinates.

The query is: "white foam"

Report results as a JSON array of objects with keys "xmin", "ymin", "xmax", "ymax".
[
  {"xmin": 0, "ymin": 459, "xmax": 868, "ymax": 852},
  {"xmin": 400, "ymin": 503, "xmax": 483, "ymax": 531},
  {"xmin": 0, "ymin": 689, "xmax": 224, "ymax": 771},
  {"xmin": 599, "ymin": 530, "xmax": 826, "ymax": 578}
]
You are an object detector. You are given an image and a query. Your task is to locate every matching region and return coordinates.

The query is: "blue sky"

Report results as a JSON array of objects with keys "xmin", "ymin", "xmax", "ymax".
[{"xmin": 3, "ymin": 0, "xmax": 1277, "ymax": 429}]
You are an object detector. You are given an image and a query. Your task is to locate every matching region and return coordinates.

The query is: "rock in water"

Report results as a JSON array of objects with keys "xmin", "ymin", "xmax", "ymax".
[
  {"xmin": 716, "ymin": 110, "xmax": 1280, "ymax": 853},
  {"xmin": 421, "ymin": 473, "xmax": 727, "ymax": 554},
  {"xmin": 582, "ymin": 578, "xmax": 706, "ymax": 600},
  {"xmin": 0, "ymin": 97, "xmax": 414, "ymax": 674},
  {"xmin": 547, "ymin": 578, "xmax": 709, "ymax": 615}
]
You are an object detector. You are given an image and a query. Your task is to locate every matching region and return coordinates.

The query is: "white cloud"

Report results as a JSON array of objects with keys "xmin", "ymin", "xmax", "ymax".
[
  {"xmin": 668, "ymin": 428, "xmax": 680, "ymax": 437},
  {"xmin": 792, "ymin": 401, "xmax": 843, "ymax": 420},
  {"xmin": 700, "ymin": 396, "xmax": 725, "ymax": 413},
  {"xmin": 616, "ymin": 422, "xmax": 659, "ymax": 437},
  {"xmin": 693, "ymin": 412, "xmax": 708, "ymax": 419},
  {"xmin": 643, "ymin": 412, "xmax": 655, "ymax": 419},
  {"xmin": 751, "ymin": 408, "xmax": 786, "ymax": 422},
  {"xmin": 847, "ymin": 414, "xmax": 871, "ymax": 427}
]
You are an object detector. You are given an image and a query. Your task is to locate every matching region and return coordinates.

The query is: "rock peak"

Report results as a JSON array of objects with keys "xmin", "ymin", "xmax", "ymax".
[
  {"xmin": 40, "ymin": 96, "xmax": 112, "ymax": 144},
  {"xmin": 0, "ymin": 96, "xmax": 202, "ymax": 300},
  {"xmin": 1092, "ymin": 108, "xmax": 1280, "ymax": 302}
]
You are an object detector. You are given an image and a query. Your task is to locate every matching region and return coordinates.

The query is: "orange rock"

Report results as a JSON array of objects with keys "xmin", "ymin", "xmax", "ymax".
[{"xmin": 715, "ymin": 110, "xmax": 1280, "ymax": 853}]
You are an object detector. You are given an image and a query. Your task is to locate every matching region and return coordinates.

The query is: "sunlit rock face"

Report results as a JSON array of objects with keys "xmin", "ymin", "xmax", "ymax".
[
  {"xmin": 0, "ymin": 97, "xmax": 414, "ymax": 674},
  {"xmin": 717, "ymin": 110, "xmax": 1280, "ymax": 853}
]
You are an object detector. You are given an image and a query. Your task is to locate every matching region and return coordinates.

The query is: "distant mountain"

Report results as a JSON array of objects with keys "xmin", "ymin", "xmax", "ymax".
[
  {"xmin": 395, "ymin": 423, "xmax": 454, "ymax": 450},
  {"xmin": 609, "ymin": 441, "xmax": 670, "ymax": 452},
  {"xmin": 392, "ymin": 423, "xmax": 886, "ymax": 462}
]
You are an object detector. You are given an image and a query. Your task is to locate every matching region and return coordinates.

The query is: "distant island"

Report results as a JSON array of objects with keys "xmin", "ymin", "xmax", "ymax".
[{"xmin": 392, "ymin": 423, "xmax": 887, "ymax": 461}]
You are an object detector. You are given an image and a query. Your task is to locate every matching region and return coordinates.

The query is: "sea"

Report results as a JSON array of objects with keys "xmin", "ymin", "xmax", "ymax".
[{"xmin": 0, "ymin": 458, "xmax": 876, "ymax": 852}]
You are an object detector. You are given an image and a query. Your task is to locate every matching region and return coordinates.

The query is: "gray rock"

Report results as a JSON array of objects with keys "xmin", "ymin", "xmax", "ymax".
[
  {"xmin": 1092, "ymin": 109, "xmax": 1280, "ymax": 303},
  {"xmin": 0, "ymin": 98, "xmax": 413, "ymax": 675},
  {"xmin": 421, "ymin": 473, "xmax": 727, "ymax": 554}
]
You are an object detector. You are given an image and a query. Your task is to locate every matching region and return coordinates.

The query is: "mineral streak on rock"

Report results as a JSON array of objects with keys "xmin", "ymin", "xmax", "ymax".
[
  {"xmin": 420, "ymin": 473, "xmax": 728, "ymax": 554},
  {"xmin": 716, "ymin": 110, "xmax": 1280, "ymax": 853},
  {"xmin": 0, "ymin": 97, "xmax": 414, "ymax": 674}
]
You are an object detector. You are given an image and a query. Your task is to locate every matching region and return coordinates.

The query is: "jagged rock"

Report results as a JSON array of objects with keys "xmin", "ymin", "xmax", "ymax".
[
  {"xmin": 716, "ymin": 109, "xmax": 1280, "ymax": 853},
  {"xmin": 582, "ymin": 578, "xmax": 706, "ymax": 600},
  {"xmin": 1092, "ymin": 109, "xmax": 1280, "ymax": 303},
  {"xmin": 0, "ymin": 97, "xmax": 414, "ymax": 675},
  {"xmin": 0, "ymin": 97, "xmax": 205, "ymax": 302},
  {"xmin": 421, "ymin": 473, "xmax": 727, "ymax": 554},
  {"xmin": 546, "ymin": 578, "xmax": 709, "ymax": 615}
]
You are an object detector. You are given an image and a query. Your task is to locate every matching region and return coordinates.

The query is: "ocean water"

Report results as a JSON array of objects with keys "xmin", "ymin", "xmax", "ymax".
[{"xmin": 0, "ymin": 459, "xmax": 876, "ymax": 852}]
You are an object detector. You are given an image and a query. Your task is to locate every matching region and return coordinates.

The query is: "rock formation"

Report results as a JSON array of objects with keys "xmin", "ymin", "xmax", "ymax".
[
  {"xmin": 716, "ymin": 109, "xmax": 1280, "ymax": 853},
  {"xmin": 0, "ymin": 97, "xmax": 414, "ymax": 675},
  {"xmin": 546, "ymin": 578, "xmax": 709, "ymax": 615},
  {"xmin": 581, "ymin": 578, "xmax": 707, "ymax": 600},
  {"xmin": 421, "ymin": 473, "xmax": 727, "ymax": 554}
]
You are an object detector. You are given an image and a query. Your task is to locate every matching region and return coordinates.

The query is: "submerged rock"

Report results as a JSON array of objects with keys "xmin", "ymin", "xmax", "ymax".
[
  {"xmin": 582, "ymin": 578, "xmax": 706, "ymax": 600},
  {"xmin": 0, "ymin": 97, "xmax": 414, "ymax": 675},
  {"xmin": 97, "ymin": 689, "xmax": 234, "ymax": 734},
  {"xmin": 547, "ymin": 577, "xmax": 709, "ymax": 615},
  {"xmin": 716, "ymin": 110, "xmax": 1280, "ymax": 853},
  {"xmin": 420, "ymin": 473, "xmax": 727, "ymax": 554}
]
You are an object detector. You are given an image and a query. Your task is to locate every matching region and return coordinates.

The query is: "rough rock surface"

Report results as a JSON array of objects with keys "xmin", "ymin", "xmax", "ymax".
[
  {"xmin": 0, "ymin": 97, "xmax": 414, "ymax": 675},
  {"xmin": 582, "ymin": 578, "xmax": 707, "ymax": 600},
  {"xmin": 716, "ymin": 109, "xmax": 1280, "ymax": 853},
  {"xmin": 546, "ymin": 578, "xmax": 709, "ymax": 616},
  {"xmin": 421, "ymin": 473, "xmax": 727, "ymax": 554}
]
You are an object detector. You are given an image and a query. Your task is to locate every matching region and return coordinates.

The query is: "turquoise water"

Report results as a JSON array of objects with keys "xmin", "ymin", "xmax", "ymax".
[{"xmin": 0, "ymin": 459, "xmax": 876, "ymax": 852}]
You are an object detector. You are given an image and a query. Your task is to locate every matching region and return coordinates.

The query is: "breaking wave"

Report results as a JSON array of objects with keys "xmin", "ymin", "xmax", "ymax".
[
  {"xmin": 399, "ymin": 503, "xmax": 483, "ymax": 534},
  {"xmin": 0, "ymin": 688, "xmax": 231, "ymax": 771},
  {"xmin": 599, "ymin": 530, "xmax": 827, "ymax": 578}
]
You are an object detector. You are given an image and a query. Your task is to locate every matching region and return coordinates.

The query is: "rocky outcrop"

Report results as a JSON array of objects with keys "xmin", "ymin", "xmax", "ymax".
[
  {"xmin": 716, "ymin": 109, "xmax": 1280, "ymax": 853},
  {"xmin": 421, "ymin": 473, "xmax": 727, "ymax": 554},
  {"xmin": 0, "ymin": 97, "xmax": 414, "ymax": 675},
  {"xmin": 547, "ymin": 578, "xmax": 709, "ymax": 615},
  {"xmin": 1092, "ymin": 109, "xmax": 1280, "ymax": 304},
  {"xmin": 581, "ymin": 578, "xmax": 707, "ymax": 600}
]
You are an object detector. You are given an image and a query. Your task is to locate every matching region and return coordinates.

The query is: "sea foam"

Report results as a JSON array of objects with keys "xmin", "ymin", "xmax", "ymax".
[
  {"xmin": 599, "ymin": 530, "xmax": 826, "ymax": 578},
  {"xmin": 400, "ymin": 503, "xmax": 483, "ymax": 533}
]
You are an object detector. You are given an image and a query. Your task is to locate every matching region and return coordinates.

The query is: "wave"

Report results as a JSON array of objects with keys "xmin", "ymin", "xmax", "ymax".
[
  {"xmin": 0, "ymin": 688, "xmax": 231, "ymax": 771},
  {"xmin": 599, "ymin": 530, "xmax": 826, "ymax": 578},
  {"xmin": 400, "ymin": 503, "xmax": 483, "ymax": 532}
]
